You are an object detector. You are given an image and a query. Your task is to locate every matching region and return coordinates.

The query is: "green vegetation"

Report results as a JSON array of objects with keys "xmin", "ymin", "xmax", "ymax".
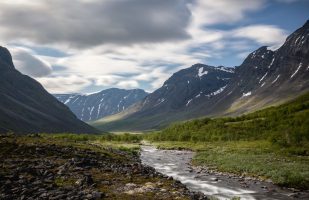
[
  {"xmin": 39, "ymin": 133, "xmax": 142, "ymax": 155},
  {"xmin": 146, "ymin": 92, "xmax": 309, "ymax": 148},
  {"xmin": 145, "ymin": 93, "xmax": 309, "ymax": 189},
  {"xmin": 41, "ymin": 132, "xmax": 142, "ymax": 143}
]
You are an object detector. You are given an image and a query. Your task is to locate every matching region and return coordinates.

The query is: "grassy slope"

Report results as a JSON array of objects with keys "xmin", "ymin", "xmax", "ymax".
[{"xmin": 146, "ymin": 93, "xmax": 309, "ymax": 189}]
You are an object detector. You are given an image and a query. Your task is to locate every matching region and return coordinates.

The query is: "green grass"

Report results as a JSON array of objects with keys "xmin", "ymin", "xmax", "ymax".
[
  {"xmin": 146, "ymin": 92, "xmax": 309, "ymax": 149},
  {"xmin": 40, "ymin": 132, "xmax": 142, "ymax": 144},
  {"xmin": 146, "ymin": 93, "xmax": 309, "ymax": 189},
  {"xmin": 153, "ymin": 140, "xmax": 309, "ymax": 189}
]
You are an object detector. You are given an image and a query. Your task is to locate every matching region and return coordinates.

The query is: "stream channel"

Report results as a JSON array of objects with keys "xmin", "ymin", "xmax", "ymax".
[{"xmin": 140, "ymin": 145, "xmax": 308, "ymax": 200}]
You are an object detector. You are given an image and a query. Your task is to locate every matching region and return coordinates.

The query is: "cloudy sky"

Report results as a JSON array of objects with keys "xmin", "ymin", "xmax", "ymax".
[{"xmin": 0, "ymin": 0, "xmax": 308, "ymax": 94}]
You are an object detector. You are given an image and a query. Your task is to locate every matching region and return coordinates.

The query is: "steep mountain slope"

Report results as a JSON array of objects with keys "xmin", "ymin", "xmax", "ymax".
[
  {"xmin": 92, "ymin": 65, "xmax": 235, "ymax": 130},
  {"xmin": 54, "ymin": 88, "xmax": 147, "ymax": 122},
  {"xmin": 93, "ymin": 20, "xmax": 309, "ymax": 132},
  {"xmin": 0, "ymin": 46, "xmax": 97, "ymax": 134},
  {"xmin": 205, "ymin": 20, "xmax": 309, "ymax": 116}
]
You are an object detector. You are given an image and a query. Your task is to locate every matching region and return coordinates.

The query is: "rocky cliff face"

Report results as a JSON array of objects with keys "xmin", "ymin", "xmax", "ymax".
[
  {"xmin": 0, "ymin": 46, "xmax": 97, "ymax": 134},
  {"xmin": 54, "ymin": 88, "xmax": 148, "ymax": 122}
]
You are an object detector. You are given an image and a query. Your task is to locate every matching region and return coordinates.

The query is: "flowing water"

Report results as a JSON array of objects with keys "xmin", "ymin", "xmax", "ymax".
[{"xmin": 140, "ymin": 145, "xmax": 307, "ymax": 200}]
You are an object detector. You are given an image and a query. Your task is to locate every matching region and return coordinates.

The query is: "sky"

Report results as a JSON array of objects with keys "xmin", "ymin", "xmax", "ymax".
[{"xmin": 0, "ymin": 0, "xmax": 308, "ymax": 94}]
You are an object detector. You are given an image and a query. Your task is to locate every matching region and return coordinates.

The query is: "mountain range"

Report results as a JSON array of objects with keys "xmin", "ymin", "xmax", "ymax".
[
  {"xmin": 1, "ymin": 21, "xmax": 308, "ymax": 134},
  {"xmin": 0, "ymin": 46, "xmax": 97, "ymax": 134},
  {"xmin": 54, "ymin": 88, "xmax": 147, "ymax": 122},
  {"xmin": 92, "ymin": 20, "xmax": 309, "ymax": 131}
]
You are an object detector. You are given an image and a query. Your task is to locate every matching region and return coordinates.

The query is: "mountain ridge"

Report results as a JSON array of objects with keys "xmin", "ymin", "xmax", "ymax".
[
  {"xmin": 92, "ymin": 20, "xmax": 309, "ymax": 131},
  {"xmin": 54, "ymin": 88, "xmax": 148, "ymax": 122}
]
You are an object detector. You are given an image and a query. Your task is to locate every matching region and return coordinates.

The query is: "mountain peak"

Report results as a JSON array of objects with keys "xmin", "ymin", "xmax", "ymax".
[
  {"xmin": 302, "ymin": 20, "xmax": 309, "ymax": 28},
  {"xmin": 0, "ymin": 46, "xmax": 14, "ymax": 69},
  {"xmin": 241, "ymin": 46, "xmax": 274, "ymax": 68}
]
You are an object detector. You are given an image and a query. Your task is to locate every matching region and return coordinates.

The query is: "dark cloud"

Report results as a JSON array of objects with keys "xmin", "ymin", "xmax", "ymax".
[{"xmin": 0, "ymin": 0, "xmax": 191, "ymax": 48}]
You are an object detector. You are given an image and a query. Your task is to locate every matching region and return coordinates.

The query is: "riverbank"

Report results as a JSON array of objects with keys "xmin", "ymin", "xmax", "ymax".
[
  {"xmin": 144, "ymin": 94, "xmax": 309, "ymax": 190},
  {"xmin": 151, "ymin": 140, "xmax": 309, "ymax": 191},
  {"xmin": 140, "ymin": 145, "xmax": 309, "ymax": 199},
  {"xmin": 0, "ymin": 134, "xmax": 206, "ymax": 200}
]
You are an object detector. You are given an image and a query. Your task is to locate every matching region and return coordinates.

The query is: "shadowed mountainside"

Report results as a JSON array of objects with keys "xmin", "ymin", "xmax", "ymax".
[{"xmin": 0, "ymin": 46, "xmax": 97, "ymax": 134}]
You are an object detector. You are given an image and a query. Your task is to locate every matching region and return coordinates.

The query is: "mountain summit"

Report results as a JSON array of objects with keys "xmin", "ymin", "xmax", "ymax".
[
  {"xmin": 0, "ymin": 46, "xmax": 97, "ymax": 134},
  {"xmin": 93, "ymin": 21, "xmax": 309, "ymax": 131}
]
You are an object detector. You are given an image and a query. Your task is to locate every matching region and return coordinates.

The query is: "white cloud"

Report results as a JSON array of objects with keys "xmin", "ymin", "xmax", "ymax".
[
  {"xmin": 232, "ymin": 25, "xmax": 287, "ymax": 49},
  {"xmin": 94, "ymin": 75, "xmax": 122, "ymax": 87},
  {"xmin": 9, "ymin": 47, "xmax": 52, "ymax": 77},
  {"xmin": 189, "ymin": 0, "xmax": 264, "ymax": 27},
  {"xmin": 36, "ymin": 75, "xmax": 92, "ymax": 93},
  {"xmin": 117, "ymin": 80, "xmax": 139, "ymax": 89},
  {"xmin": 1, "ymin": 0, "xmax": 292, "ymax": 94}
]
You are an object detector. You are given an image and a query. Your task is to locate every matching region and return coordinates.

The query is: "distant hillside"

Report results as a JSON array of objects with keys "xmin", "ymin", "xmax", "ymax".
[
  {"xmin": 54, "ymin": 88, "xmax": 147, "ymax": 122},
  {"xmin": 91, "ymin": 65, "xmax": 235, "ymax": 131},
  {"xmin": 0, "ymin": 46, "xmax": 97, "ymax": 134},
  {"xmin": 92, "ymin": 20, "xmax": 309, "ymax": 132},
  {"xmin": 147, "ymin": 92, "xmax": 309, "ymax": 147}
]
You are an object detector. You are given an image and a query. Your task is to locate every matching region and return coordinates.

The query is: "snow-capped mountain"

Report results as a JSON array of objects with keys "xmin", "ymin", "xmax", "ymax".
[
  {"xmin": 93, "ymin": 20, "xmax": 309, "ymax": 131},
  {"xmin": 91, "ymin": 65, "xmax": 235, "ymax": 130},
  {"xmin": 0, "ymin": 46, "xmax": 97, "ymax": 134},
  {"xmin": 54, "ymin": 88, "xmax": 147, "ymax": 122},
  {"xmin": 137, "ymin": 64, "xmax": 235, "ymax": 112}
]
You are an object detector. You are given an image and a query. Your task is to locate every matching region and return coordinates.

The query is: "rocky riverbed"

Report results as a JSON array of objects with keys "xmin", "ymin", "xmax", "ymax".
[
  {"xmin": 0, "ymin": 135, "xmax": 207, "ymax": 200},
  {"xmin": 141, "ymin": 145, "xmax": 309, "ymax": 200}
]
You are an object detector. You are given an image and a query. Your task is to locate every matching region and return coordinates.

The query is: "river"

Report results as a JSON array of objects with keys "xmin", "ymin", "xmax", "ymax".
[{"xmin": 140, "ymin": 145, "xmax": 307, "ymax": 200}]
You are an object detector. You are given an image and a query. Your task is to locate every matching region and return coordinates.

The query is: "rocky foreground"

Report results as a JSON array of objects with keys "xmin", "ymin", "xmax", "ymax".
[{"xmin": 0, "ymin": 135, "xmax": 207, "ymax": 200}]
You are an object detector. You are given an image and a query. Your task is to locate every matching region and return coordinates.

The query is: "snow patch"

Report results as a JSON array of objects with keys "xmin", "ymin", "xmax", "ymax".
[
  {"xmin": 195, "ymin": 92, "xmax": 202, "ymax": 98},
  {"xmin": 186, "ymin": 99, "xmax": 193, "ymax": 106},
  {"xmin": 217, "ymin": 66, "xmax": 234, "ymax": 73},
  {"xmin": 291, "ymin": 63, "xmax": 302, "ymax": 78},
  {"xmin": 205, "ymin": 85, "xmax": 227, "ymax": 97},
  {"xmin": 154, "ymin": 98, "xmax": 165, "ymax": 107},
  {"xmin": 88, "ymin": 107, "xmax": 94, "ymax": 120},
  {"xmin": 72, "ymin": 97, "xmax": 80, "ymax": 104},
  {"xmin": 268, "ymin": 57, "xmax": 275, "ymax": 68},
  {"xmin": 295, "ymin": 36, "xmax": 301, "ymax": 44},
  {"xmin": 64, "ymin": 96, "xmax": 75, "ymax": 104},
  {"xmin": 272, "ymin": 75, "xmax": 280, "ymax": 84},
  {"xmin": 259, "ymin": 72, "xmax": 268, "ymax": 83},
  {"xmin": 251, "ymin": 51, "xmax": 256, "ymax": 58},
  {"xmin": 243, "ymin": 92, "xmax": 252, "ymax": 97},
  {"xmin": 198, "ymin": 67, "xmax": 208, "ymax": 77},
  {"xmin": 97, "ymin": 104, "xmax": 102, "ymax": 119}
]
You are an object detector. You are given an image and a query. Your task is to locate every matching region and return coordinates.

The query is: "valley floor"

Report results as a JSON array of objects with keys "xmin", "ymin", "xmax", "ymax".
[
  {"xmin": 0, "ymin": 134, "xmax": 206, "ymax": 200},
  {"xmin": 1, "ymin": 133, "xmax": 308, "ymax": 199},
  {"xmin": 152, "ymin": 141, "xmax": 309, "ymax": 190}
]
